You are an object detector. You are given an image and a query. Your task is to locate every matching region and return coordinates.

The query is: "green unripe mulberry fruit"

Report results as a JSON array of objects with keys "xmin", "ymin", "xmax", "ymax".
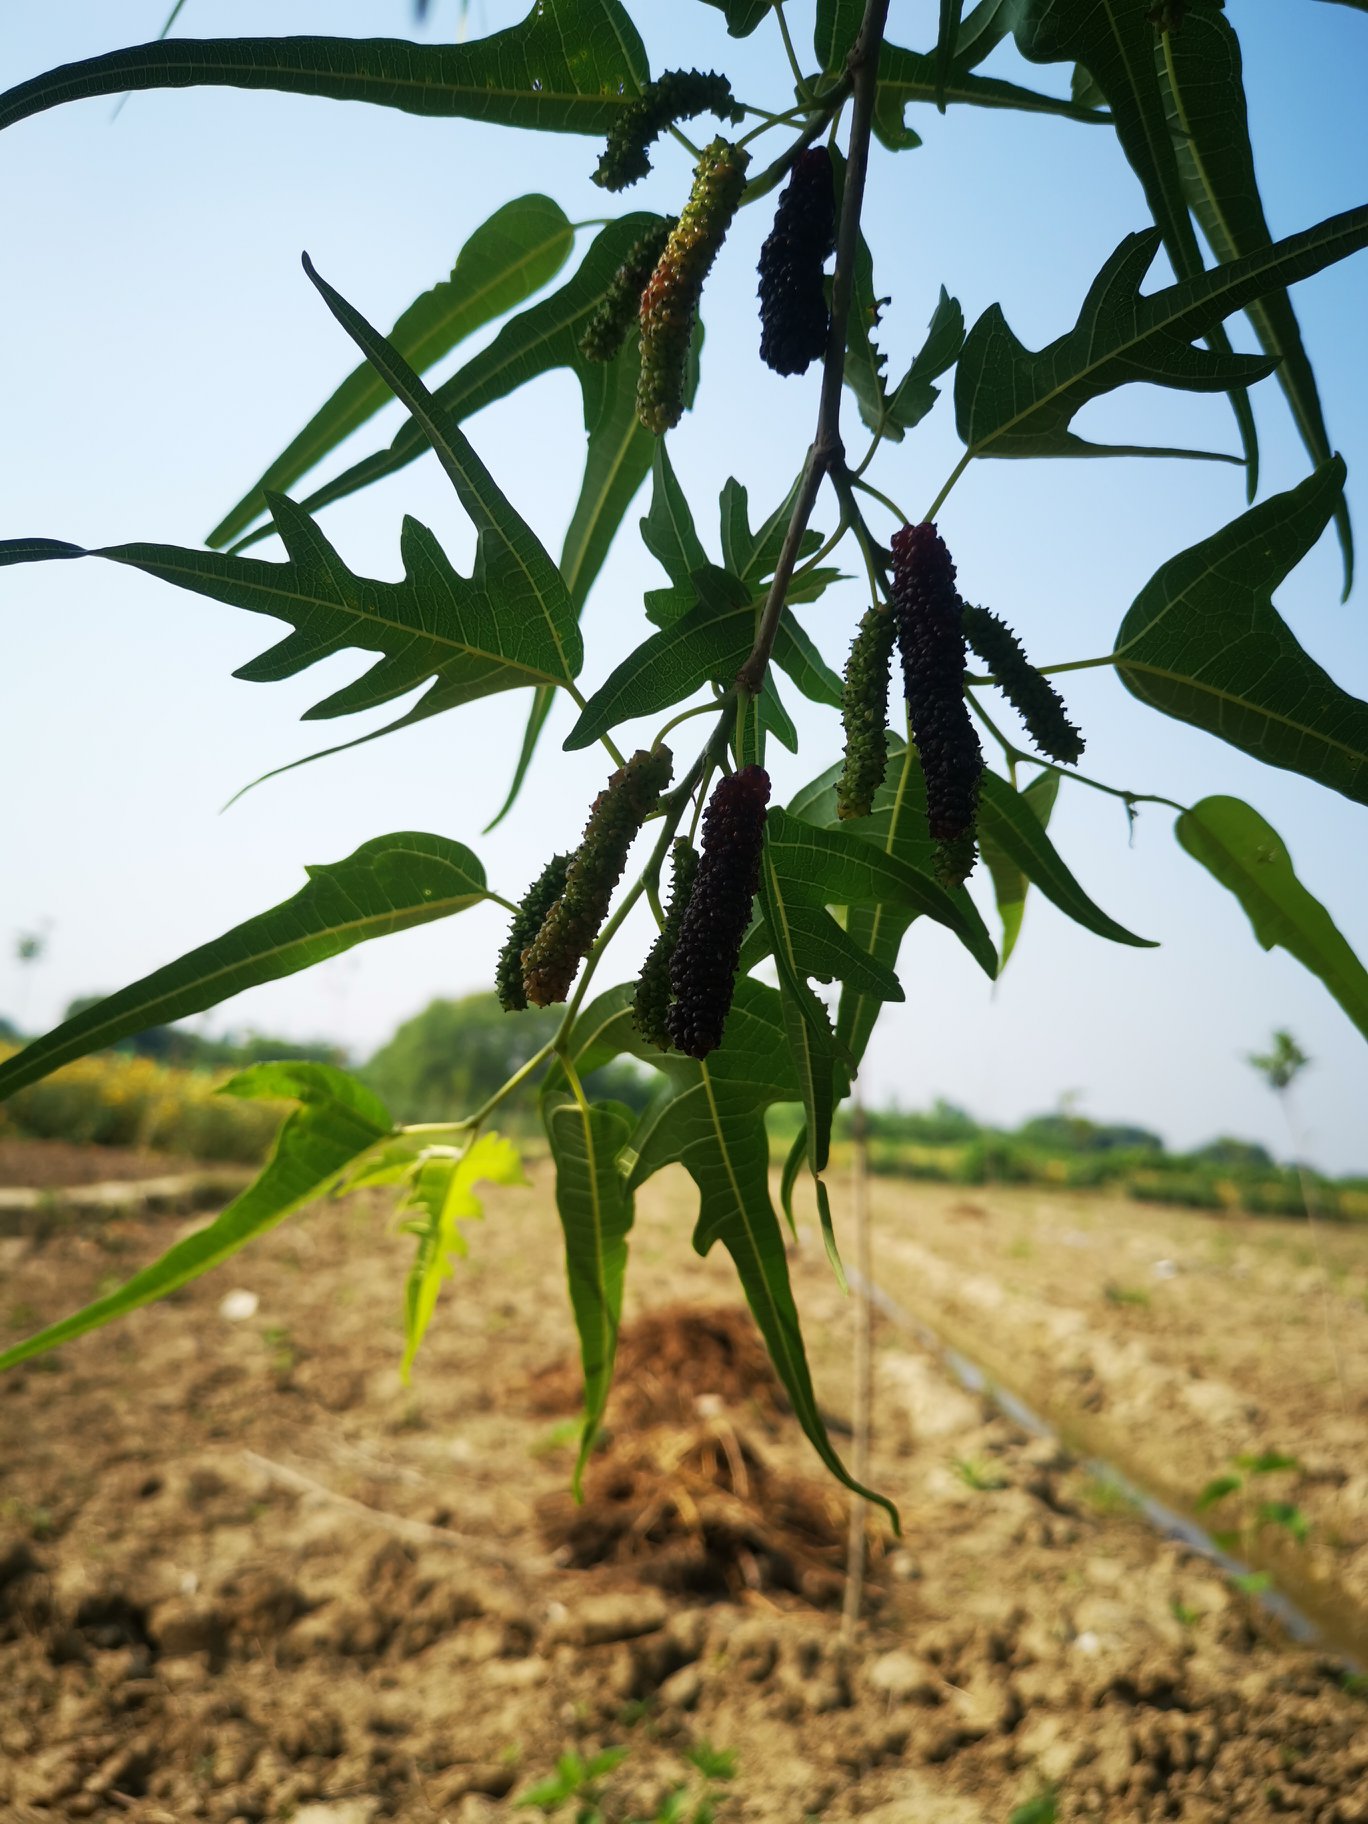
[
  {"xmin": 594, "ymin": 70, "xmax": 744, "ymax": 192},
  {"xmin": 522, "ymin": 747, "xmax": 674, "ymax": 1007},
  {"xmin": 632, "ymin": 838, "xmax": 699, "ymax": 1049},
  {"xmin": 579, "ymin": 217, "xmax": 675, "ymax": 364},
  {"xmin": 961, "ymin": 604, "xmax": 1084, "ymax": 766},
  {"xmin": 836, "ymin": 607, "xmax": 895, "ymax": 820},
  {"xmin": 667, "ymin": 766, "xmax": 770, "ymax": 1059},
  {"xmin": 637, "ymin": 138, "xmax": 750, "ymax": 435},
  {"xmin": 496, "ymin": 852, "xmax": 572, "ymax": 1012}
]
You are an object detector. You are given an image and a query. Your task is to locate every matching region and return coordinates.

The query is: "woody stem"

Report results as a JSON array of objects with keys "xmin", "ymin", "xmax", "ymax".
[{"xmin": 735, "ymin": 0, "xmax": 891, "ymax": 699}]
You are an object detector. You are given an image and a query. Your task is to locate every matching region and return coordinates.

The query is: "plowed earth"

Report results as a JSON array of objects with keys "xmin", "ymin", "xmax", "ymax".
[{"xmin": 2, "ymin": 1153, "xmax": 1366, "ymax": 1823}]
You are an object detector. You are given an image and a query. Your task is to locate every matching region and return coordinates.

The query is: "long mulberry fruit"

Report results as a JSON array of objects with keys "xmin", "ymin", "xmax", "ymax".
[
  {"xmin": 579, "ymin": 217, "xmax": 676, "ymax": 364},
  {"xmin": 889, "ymin": 522, "xmax": 983, "ymax": 882},
  {"xmin": 522, "ymin": 747, "xmax": 673, "ymax": 1007},
  {"xmin": 632, "ymin": 838, "xmax": 699, "ymax": 1049},
  {"xmin": 961, "ymin": 604, "xmax": 1085, "ymax": 766},
  {"xmin": 667, "ymin": 766, "xmax": 770, "ymax": 1060},
  {"xmin": 594, "ymin": 70, "xmax": 744, "ymax": 192},
  {"xmin": 496, "ymin": 852, "xmax": 572, "ymax": 1012},
  {"xmin": 757, "ymin": 147, "xmax": 836, "ymax": 376},
  {"xmin": 637, "ymin": 138, "xmax": 750, "ymax": 435},
  {"xmin": 836, "ymin": 606, "xmax": 895, "ymax": 820}
]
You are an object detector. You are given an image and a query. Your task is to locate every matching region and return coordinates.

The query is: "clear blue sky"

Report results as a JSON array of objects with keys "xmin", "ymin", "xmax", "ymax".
[{"xmin": 1, "ymin": 2, "xmax": 1365, "ymax": 1170}]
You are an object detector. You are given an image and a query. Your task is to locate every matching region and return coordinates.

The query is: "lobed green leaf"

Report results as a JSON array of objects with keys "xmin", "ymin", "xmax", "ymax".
[
  {"xmin": 1115, "ymin": 460, "xmax": 1368, "ymax": 805},
  {"xmin": 0, "ymin": 3, "xmax": 649, "ymax": 137},
  {"xmin": 956, "ymin": 207, "xmax": 1368, "ymax": 461}
]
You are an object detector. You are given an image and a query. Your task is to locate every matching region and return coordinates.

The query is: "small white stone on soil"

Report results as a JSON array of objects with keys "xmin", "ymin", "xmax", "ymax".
[
  {"xmin": 868, "ymin": 1650, "xmax": 941, "ymax": 1704},
  {"xmin": 218, "ymin": 1289, "xmax": 259, "ymax": 1321}
]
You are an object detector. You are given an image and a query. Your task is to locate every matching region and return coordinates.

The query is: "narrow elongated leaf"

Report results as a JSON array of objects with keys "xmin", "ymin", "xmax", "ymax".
[
  {"xmin": 0, "ymin": 1065, "xmax": 393, "ymax": 1372},
  {"xmin": 1176, "ymin": 795, "xmax": 1368, "ymax": 1042},
  {"xmin": 554, "ymin": 983, "xmax": 897, "ymax": 1527},
  {"xmin": 1014, "ymin": 0, "xmax": 1260, "ymax": 487},
  {"xmin": 543, "ymin": 1092, "xmax": 636, "ymax": 1489},
  {"xmin": 779, "ymin": 1121, "xmax": 808, "ymax": 1237},
  {"xmin": 789, "ymin": 739, "xmax": 981, "ymax": 1071},
  {"xmin": 0, "ymin": 3, "xmax": 649, "ymax": 137},
  {"xmin": 977, "ymin": 771, "xmax": 1154, "ymax": 946},
  {"xmin": 759, "ymin": 851, "xmax": 840, "ymax": 1172},
  {"xmin": 957, "ymin": 208, "xmax": 1368, "ymax": 461},
  {"xmin": 485, "ymin": 313, "xmax": 702, "ymax": 834},
  {"xmin": 0, "ymin": 835, "xmax": 488, "ymax": 1101},
  {"xmin": 643, "ymin": 442, "xmax": 710, "ymax": 612},
  {"xmin": 230, "ymin": 216, "xmax": 668, "ymax": 553},
  {"xmin": 1156, "ymin": 8, "xmax": 1352, "ymax": 593},
  {"xmin": 1117, "ymin": 460, "xmax": 1368, "ymax": 805},
  {"xmin": 765, "ymin": 806, "xmax": 999, "ymax": 977},
  {"xmin": 979, "ymin": 769, "xmax": 1060, "ymax": 965},
  {"xmin": 566, "ymin": 566, "xmax": 837, "ymax": 749},
  {"xmin": 400, "ymin": 1133, "xmax": 526, "ymax": 1381},
  {"xmin": 209, "ymin": 195, "xmax": 575, "ymax": 550}
]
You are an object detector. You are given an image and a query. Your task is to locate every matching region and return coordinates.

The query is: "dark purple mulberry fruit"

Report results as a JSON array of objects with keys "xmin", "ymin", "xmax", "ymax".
[
  {"xmin": 496, "ymin": 852, "xmax": 573, "ymax": 1012},
  {"xmin": 666, "ymin": 766, "xmax": 770, "ymax": 1060},
  {"xmin": 961, "ymin": 603, "xmax": 1084, "ymax": 766},
  {"xmin": 889, "ymin": 522, "xmax": 983, "ymax": 871},
  {"xmin": 522, "ymin": 747, "xmax": 674, "ymax": 1007},
  {"xmin": 594, "ymin": 70, "xmax": 744, "ymax": 192},
  {"xmin": 632, "ymin": 838, "xmax": 699, "ymax": 1049},
  {"xmin": 757, "ymin": 146, "xmax": 836, "ymax": 376},
  {"xmin": 579, "ymin": 217, "xmax": 676, "ymax": 364},
  {"xmin": 836, "ymin": 606, "xmax": 895, "ymax": 820}
]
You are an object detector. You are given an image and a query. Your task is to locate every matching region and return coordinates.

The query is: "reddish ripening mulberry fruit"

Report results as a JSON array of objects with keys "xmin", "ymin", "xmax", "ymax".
[
  {"xmin": 522, "ymin": 747, "xmax": 674, "ymax": 1007},
  {"xmin": 961, "ymin": 603, "xmax": 1085, "ymax": 766},
  {"xmin": 496, "ymin": 852, "xmax": 573, "ymax": 1012},
  {"xmin": 579, "ymin": 217, "xmax": 676, "ymax": 364},
  {"xmin": 757, "ymin": 147, "xmax": 836, "ymax": 376},
  {"xmin": 637, "ymin": 138, "xmax": 750, "ymax": 435},
  {"xmin": 889, "ymin": 522, "xmax": 983, "ymax": 877},
  {"xmin": 632, "ymin": 838, "xmax": 699, "ymax": 1050},
  {"xmin": 594, "ymin": 70, "xmax": 744, "ymax": 192},
  {"xmin": 666, "ymin": 766, "xmax": 770, "ymax": 1060},
  {"xmin": 836, "ymin": 606, "xmax": 896, "ymax": 820}
]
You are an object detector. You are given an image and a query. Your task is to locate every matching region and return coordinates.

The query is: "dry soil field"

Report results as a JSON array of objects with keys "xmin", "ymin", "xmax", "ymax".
[{"xmin": 2, "ymin": 1147, "xmax": 1366, "ymax": 1823}]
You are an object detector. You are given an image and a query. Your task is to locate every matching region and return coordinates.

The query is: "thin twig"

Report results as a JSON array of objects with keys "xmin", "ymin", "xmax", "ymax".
[{"xmin": 736, "ymin": 0, "xmax": 892, "ymax": 699}]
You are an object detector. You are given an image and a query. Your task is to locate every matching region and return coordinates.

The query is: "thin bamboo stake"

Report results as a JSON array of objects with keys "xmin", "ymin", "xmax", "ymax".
[{"xmin": 842, "ymin": 1092, "xmax": 873, "ymax": 1637}]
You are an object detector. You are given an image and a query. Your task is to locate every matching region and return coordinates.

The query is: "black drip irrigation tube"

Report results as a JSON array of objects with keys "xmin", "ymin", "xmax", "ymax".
[{"xmin": 850, "ymin": 1268, "xmax": 1362, "ymax": 1671}]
